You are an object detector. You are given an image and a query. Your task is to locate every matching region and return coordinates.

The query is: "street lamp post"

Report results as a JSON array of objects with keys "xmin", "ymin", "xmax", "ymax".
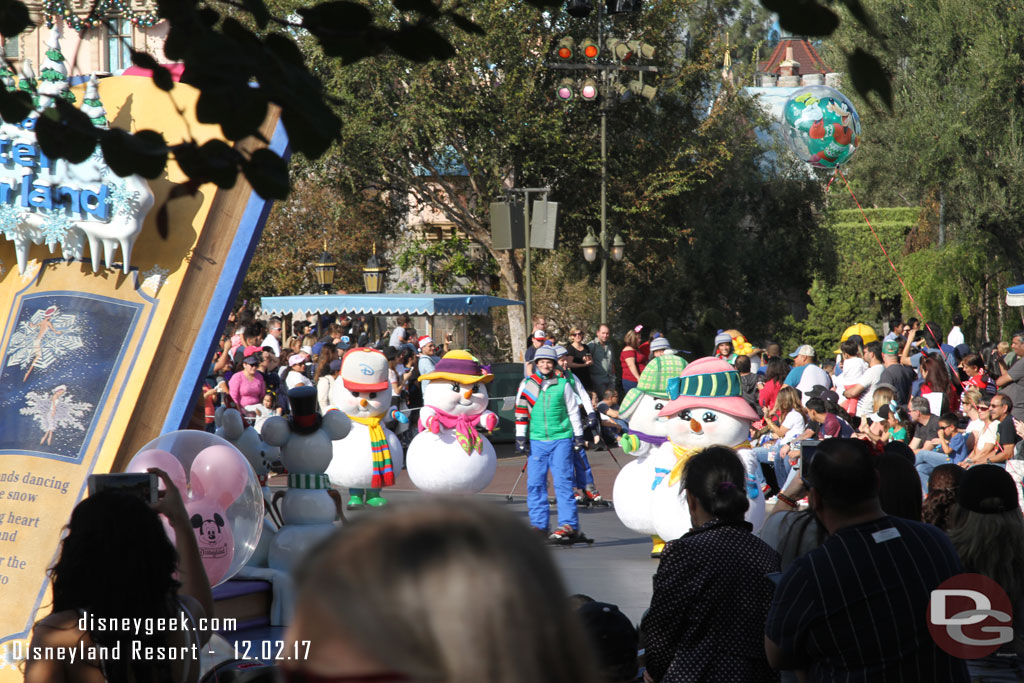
[
  {"xmin": 313, "ymin": 241, "xmax": 337, "ymax": 294},
  {"xmin": 548, "ymin": 3, "xmax": 654, "ymax": 324}
]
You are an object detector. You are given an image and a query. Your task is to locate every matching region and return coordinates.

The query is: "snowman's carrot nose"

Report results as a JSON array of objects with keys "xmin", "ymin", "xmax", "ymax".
[
  {"xmin": 689, "ymin": 418, "xmax": 702, "ymax": 434},
  {"xmin": 463, "ymin": 390, "xmax": 472, "ymax": 400},
  {"xmin": 360, "ymin": 399, "xmax": 368, "ymax": 407}
]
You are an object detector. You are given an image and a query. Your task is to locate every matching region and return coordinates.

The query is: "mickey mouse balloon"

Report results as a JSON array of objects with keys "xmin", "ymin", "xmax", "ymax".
[
  {"xmin": 128, "ymin": 430, "xmax": 264, "ymax": 586},
  {"xmin": 782, "ymin": 85, "xmax": 861, "ymax": 168}
]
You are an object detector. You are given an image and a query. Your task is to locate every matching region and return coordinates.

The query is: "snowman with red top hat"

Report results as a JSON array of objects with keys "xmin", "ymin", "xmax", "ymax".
[
  {"xmin": 650, "ymin": 357, "xmax": 766, "ymax": 541},
  {"xmin": 327, "ymin": 348, "xmax": 406, "ymax": 508}
]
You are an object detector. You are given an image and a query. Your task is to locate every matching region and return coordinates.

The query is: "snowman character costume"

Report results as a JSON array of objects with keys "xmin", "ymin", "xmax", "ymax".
[
  {"xmin": 327, "ymin": 348, "xmax": 406, "ymax": 508},
  {"xmin": 553, "ymin": 345, "xmax": 605, "ymax": 505},
  {"xmin": 406, "ymin": 350, "xmax": 499, "ymax": 494},
  {"xmin": 611, "ymin": 354, "xmax": 688, "ymax": 556},
  {"xmin": 652, "ymin": 357, "xmax": 766, "ymax": 541},
  {"xmin": 515, "ymin": 346, "xmax": 589, "ymax": 544}
]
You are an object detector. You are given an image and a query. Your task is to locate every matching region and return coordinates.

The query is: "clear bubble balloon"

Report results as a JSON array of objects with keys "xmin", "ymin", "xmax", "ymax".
[
  {"xmin": 128, "ymin": 430, "xmax": 263, "ymax": 587},
  {"xmin": 782, "ymin": 85, "xmax": 861, "ymax": 168}
]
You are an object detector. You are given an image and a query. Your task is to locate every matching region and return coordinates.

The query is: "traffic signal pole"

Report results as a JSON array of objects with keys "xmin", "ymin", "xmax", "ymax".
[{"xmin": 547, "ymin": 4, "xmax": 657, "ymax": 325}]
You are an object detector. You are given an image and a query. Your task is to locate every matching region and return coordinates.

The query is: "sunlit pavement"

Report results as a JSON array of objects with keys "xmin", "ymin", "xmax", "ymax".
[{"xmin": 268, "ymin": 441, "xmax": 657, "ymax": 624}]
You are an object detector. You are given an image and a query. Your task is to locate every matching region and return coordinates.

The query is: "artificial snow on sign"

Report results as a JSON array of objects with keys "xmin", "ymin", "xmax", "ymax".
[
  {"xmin": 406, "ymin": 350, "xmax": 498, "ymax": 494},
  {"xmin": 0, "ymin": 28, "xmax": 154, "ymax": 275}
]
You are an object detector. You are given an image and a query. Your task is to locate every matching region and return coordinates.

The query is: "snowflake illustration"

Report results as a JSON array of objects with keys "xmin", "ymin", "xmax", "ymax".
[
  {"xmin": 20, "ymin": 260, "xmax": 38, "ymax": 283},
  {"xmin": 39, "ymin": 211, "xmax": 76, "ymax": 248},
  {"xmin": 1, "ymin": 642, "xmax": 21, "ymax": 669},
  {"xmin": 0, "ymin": 202, "xmax": 20, "ymax": 239},
  {"xmin": 6, "ymin": 305, "xmax": 85, "ymax": 380},
  {"xmin": 140, "ymin": 265, "xmax": 170, "ymax": 296},
  {"xmin": 108, "ymin": 182, "xmax": 140, "ymax": 217},
  {"xmin": 21, "ymin": 385, "xmax": 93, "ymax": 444}
]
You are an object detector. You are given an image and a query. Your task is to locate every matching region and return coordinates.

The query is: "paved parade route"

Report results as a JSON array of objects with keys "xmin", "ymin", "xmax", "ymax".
[{"xmin": 270, "ymin": 442, "xmax": 658, "ymax": 625}]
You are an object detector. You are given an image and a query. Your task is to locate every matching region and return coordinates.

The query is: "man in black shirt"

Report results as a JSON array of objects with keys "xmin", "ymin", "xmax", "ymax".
[
  {"xmin": 765, "ymin": 438, "xmax": 968, "ymax": 682},
  {"xmin": 990, "ymin": 393, "xmax": 1020, "ymax": 465},
  {"xmin": 908, "ymin": 396, "xmax": 941, "ymax": 453},
  {"xmin": 879, "ymin": 339, "xmax": 916, "ymax": 406}
]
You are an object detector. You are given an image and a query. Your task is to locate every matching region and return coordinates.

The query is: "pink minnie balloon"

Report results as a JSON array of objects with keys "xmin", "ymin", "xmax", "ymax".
[
  {"xmin": 126, "ymin": 449, "xmax": 187, "ymax": 493},
  {"xmin": 185, "ymin": 497, "xmax": 234, "ymax": 586},
  {"xmin": 190, "ymin": 445, "xmax": 249, "ymax": 506},
  {"xmin": 187, "ymin": 445, "xmax": 248, "ymax": 586}
]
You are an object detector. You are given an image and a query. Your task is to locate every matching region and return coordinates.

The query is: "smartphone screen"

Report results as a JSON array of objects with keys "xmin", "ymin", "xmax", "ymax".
[
  {"xmin": 88, "ymin": 473, "xmax": 157, "ymax": 504},
  {"xmin": 799, "ymin": 440, "xmax": 820, "ymax": 487}
]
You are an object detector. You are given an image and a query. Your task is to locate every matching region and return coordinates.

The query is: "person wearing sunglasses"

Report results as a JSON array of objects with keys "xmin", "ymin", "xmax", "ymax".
[{"xmin": 280, "ymin": 499, "xmax": 600, "ymax": 683}]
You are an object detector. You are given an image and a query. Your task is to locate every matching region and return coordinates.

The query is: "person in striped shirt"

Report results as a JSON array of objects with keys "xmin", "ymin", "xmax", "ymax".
[
  {"xmin": 764, "ymin": 438, "xmax": 969, "ymax": 681},
  {"xmin": 515, "ymin": 346, "xmax": 586, "ymax": 544}
]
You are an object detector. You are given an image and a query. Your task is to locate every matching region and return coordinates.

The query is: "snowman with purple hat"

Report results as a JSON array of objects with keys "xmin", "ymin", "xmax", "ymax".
[{"xmin": 651, "ymin": 357, "xmax": 766, "ymax": 541}]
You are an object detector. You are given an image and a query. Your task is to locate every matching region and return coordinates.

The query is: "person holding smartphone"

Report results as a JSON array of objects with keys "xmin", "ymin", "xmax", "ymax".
[{"xmin": 25, "ymin": 469, "xmax": 212, "ymax": 683}]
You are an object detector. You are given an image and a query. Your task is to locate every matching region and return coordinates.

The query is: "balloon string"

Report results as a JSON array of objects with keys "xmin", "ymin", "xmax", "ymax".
[
  {"xmin": 825, "ymin": 169, "xmax": 838, "ymax": 194},
  {"xmin": 836, "ymin": 168, "xmax": 961, "ymax": 387}
]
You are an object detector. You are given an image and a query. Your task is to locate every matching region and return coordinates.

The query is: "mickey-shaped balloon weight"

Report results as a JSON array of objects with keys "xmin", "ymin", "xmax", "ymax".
[
  {"xmin": 127, "ymin": 430, "xmax": 263, "ymax": 586},
  {"xmin": 260, "ymin": 386, "xmax": 351, "ymax": 573}
]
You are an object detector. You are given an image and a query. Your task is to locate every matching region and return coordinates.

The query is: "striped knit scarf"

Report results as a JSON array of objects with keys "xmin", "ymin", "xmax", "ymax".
[
  {"xmin": 514, "ymin": 374, "xmax": 545, "ymax": 430},
  {"xmin": 349, "ymin": 415, "xmax": 395, "ymax": 488},
  {"xmin": 432, "ymin": 407, "xmax": 484, "ymax": 455}
]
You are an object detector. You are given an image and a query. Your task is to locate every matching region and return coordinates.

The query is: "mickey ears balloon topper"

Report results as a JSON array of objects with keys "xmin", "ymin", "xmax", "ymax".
[{"xmin": 126, "ymin": 430, "xmax": 264, "ymax": 587}]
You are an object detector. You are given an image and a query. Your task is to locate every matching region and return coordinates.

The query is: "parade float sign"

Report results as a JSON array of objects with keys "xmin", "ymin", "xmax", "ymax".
[{"xmin": 0, "ymin": 54, "xmax": 284, "ymax": 666}]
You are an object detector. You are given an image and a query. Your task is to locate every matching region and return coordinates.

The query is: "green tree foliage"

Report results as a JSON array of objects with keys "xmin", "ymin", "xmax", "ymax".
[
  {"xmin": 822, "ymin": 0, "xmax": 1024, "ymax": 343},
  {"xmin": 262, "ymin": 0, "xmax": 827, "ymax": 359},
  {"xmin": 782, "ymin": 207, "xmax": 916, "ymax": 353},
  {"xmin": 239, "ymin": 174, "xmax": 393, "ymax": 300}
]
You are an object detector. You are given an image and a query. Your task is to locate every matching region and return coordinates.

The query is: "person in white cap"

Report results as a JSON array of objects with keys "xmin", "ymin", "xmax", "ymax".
[
  {"xmin": 285, "ymin": 352, "xmax": 314, "ymax": 390},
  {"xmin": 416, "ymin": 336, "xmax": 439, "ymax": 387},
  {"xmin": 515, "ymin": 346, "xmax": 591, "ymax": 544},
  {"xmin": 524, "ymin": 329, "xmax": 547, "ymax": 377},
  {"xmin": 785, "ymin": 344, "xmax": 832, "ymax": 404}
]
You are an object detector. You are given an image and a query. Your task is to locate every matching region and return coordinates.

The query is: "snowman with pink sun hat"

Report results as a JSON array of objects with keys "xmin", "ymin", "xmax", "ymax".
[{"xmin": 649, "ymin": 357, "xmax": 766, "ymax": 541}]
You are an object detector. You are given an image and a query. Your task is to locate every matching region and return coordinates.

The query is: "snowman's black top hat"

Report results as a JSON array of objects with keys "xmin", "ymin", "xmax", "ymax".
[{"xmin": 288, "ymin": 386, "xmax": 323, "ymax": 435}]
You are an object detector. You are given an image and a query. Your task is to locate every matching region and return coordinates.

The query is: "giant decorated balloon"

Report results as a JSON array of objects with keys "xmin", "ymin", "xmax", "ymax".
[{"xmin": 782, "ymin": 85, "xmax": 861, "ymax": 168}]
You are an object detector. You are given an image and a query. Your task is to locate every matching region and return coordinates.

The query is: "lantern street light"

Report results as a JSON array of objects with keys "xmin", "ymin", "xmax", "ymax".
[
  {"xmin": 362, "ymin": 243, "xmax": 386, "ymax": 294},
  {"xmin": 313, "ymin": 241, "xmax": 337, "ymax": 294},
  {"xmin": 610, "ymin": 233, "xmax": 625, "ymax": 262},
  {"xmin": 581, "ymin": 231, "xmax": 599, "ymax": 262}
]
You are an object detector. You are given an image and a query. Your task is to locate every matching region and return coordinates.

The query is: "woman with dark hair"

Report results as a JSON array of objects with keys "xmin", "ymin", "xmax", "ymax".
[
  {"xmin": 642, "ymin": 447, "xmax": 780, "ymax": 682},
  {"xmin": 25, "ymin": 469, "xmax": 211, "ymax": 683},
  {"xmin": 759, "ymin": 357, "xmax": 789, "ymax": 416},
  {"xmin": 920, "ymin": 353, "xmax": 960, "ymax": 414},
  {"xmin": 876, "ymin": 453, "xmax": 922, "ymax": 521},
  {"xmin": 947, "ymin": 465, "xmax": 1024, "ymax": 679},
  {"xmin": 921, "ymin": 464, "xmax": 964, "ymax": 531}
]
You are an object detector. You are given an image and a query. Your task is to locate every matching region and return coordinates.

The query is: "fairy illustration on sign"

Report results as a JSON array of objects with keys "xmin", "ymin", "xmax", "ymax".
[
  {"xmin": 5, "ymin": 305, "xmax": 85, "ymax": 381},
  {"xmin": 20, "ymin": 385, "xmax": 93, "ymax": 445}
]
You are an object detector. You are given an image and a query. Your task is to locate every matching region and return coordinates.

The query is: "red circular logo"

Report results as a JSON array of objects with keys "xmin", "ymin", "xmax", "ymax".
[{"xmin": 927, "ymin": 573, "xmax": 1013, "ymax": 659}]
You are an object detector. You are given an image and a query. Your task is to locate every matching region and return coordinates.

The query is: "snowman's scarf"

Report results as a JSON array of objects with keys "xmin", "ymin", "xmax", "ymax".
[
  {"xmin": 348, "ymin": 415, "xmax": 395, "ymax": 487},
  {"xmin": 431, "ymin": 407, "xmax": 484, "ymax": 455},
  {"xmin": 666, "ymin": 441, "xmax": 752, "ymax": 488}
]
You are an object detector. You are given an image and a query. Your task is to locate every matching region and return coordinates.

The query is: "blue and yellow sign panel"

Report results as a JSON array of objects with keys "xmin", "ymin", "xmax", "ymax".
[{"xmin": 0, "ymin": 75, "xmax": 282, "ymax": 673}]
